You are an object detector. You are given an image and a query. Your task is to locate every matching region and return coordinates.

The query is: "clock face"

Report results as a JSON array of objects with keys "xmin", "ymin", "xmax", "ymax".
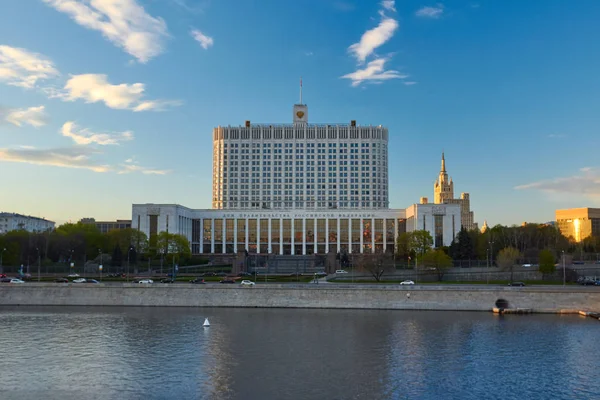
[{"xmin": 296, "ymin": 111, "xmax": 305, "ymax": 118}]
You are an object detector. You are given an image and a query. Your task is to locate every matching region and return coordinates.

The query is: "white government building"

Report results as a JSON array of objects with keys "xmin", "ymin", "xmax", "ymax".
[{"xmin": 132, "ymin": 96, "xmax": 461, "ymax": 256}]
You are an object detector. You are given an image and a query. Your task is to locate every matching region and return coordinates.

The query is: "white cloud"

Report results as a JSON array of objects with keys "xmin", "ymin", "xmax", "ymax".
[
  {"xmin": 5, "ymin": 106, "xmax": 48, "ymax": 128},
  {"xmin": 515, "ymin": 167, "xmax": 600, "ymax": 198},
  {"xmin": 305, "ymin": 51, "xmax": 314, "ymax": 56},
  {"xmin": 190, "ymin": 29, "xmax": 214, "ymax": 50},
  {"xmin": 119, "ymin": 158, "xmax": 170, "ymax": 175},
  {"xmin": 416, "ymin": 4, "xmax": 444, "ymax": 18},
  {"xmin": 61, "ymin": 121, "xmax": 134, "ymax": 145},
  {"xmin": 403, "ymin": 81, "xmax": 418, "ymax": 86},
  {"xmin": 348, "ymin": 14, "xmax": 398, "ymax": 63},
  {"xmin": 0, "ymin": 45, "xmax": 59, "ymax": 88},
  {"xmin": 55, "ymin": 73, "xmax": 180, "ymax": 111},
  {"xmin": 341, "ymin": 57, "xmax": 407, "ymax": 87},
  {"xmin": 0, "ymin": 145, "xmax": 110, "ymax": 172},
  {"xmin": 42, "ymin": 0, "xmax": 168, "ymax": 63},
  {"xmin": 381, "ymin": 1, "xmax": 396, "ymax": 12}
]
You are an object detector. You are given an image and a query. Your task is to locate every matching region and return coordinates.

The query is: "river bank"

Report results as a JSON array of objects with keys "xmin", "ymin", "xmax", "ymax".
[{"xmin": 1, "ymin": 283, "xmax": 599, "ymax": 313}]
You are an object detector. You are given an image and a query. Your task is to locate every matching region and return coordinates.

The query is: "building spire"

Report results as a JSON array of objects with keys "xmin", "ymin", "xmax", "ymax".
[
  {"xmin": 299, "ymin": 76, "xmax": 303, "ymax": 104},
  {"xmin": 441, "ymin": 151, "xmax": 446, "ymax": 172}
]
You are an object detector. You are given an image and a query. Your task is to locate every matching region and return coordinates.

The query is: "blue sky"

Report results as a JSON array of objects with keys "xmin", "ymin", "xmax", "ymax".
[{"xmin": 1, "ymin": 0, "xmax": 600, "ymax": 226}]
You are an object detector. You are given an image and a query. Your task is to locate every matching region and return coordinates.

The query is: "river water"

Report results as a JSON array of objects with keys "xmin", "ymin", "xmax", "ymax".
[{"xmin": 0, "ymin": 307, "xmax": 598, "ymax": 400}]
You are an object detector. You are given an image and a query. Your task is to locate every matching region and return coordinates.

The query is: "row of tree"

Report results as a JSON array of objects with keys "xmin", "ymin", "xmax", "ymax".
[{"xmin": 0, "ymin": 222, "xmax": 192, "ymax": 268}]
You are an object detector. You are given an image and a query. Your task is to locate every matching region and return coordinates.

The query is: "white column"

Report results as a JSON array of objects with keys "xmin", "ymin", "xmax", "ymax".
[
  {"xmin": 279, "ymin": 218, "xmax": 283, "ymax": 255},
  {"xmin": 359, "ymin": 218, "xmax": 363, "ymax": 253},
  {"xmin": 371, "ymin": 217, "xmax": 375, "ymax": 254},
  {"xmin": 383, "ymin": 218, "xmax": 387, "ymax": 252},
  {"xmin": 291, "ymin": 219, "xmax": 295, "ymax": 255},
  {"xmin": 313, "ymin": 219, "xmax": 317, "ymax": 254},
  {"xmin": 234, "ymin": 219, "xmax": 238, "ymax": 253},
  {"xmin": 222, "ymin": 219, "xmax": 226, "ymax": 254},
  {"xmin": 348, "ymin": 218, "xmax": 352, "ymax": 254},
  {"xmin": 199, "ymin": 218, "xmax": 204, "ymax": 253},
  {"xmin": 245, "ymin": 218, "xmax": 249, "ymax": 253},
  {"xmin": 302, "ymin": 219, "xmax": 306, "ymax": 255},
  {"xmin": 337, "ymin": 218, "xmax": 341, "ymax": 254},
  {"xmin": 325, "ymin": 219, "xmax": 329, "ymax": 254},
  {"xmin": 256, "ymin": 219, "xmax": 260, "ymax": 254},
  {"xmin": 210, "ymin": 219, "xmax": 215, "ymax": 254},
  {"xmin": 268, "ymin": 218, "xmax": 272, "ymax": 254}
]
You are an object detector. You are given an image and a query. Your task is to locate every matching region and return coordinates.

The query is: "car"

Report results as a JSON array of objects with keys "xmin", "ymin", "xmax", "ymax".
[
  {"xmin": 190, "ymin": 278, "xmax": 205, "ymax": 284},
  {"xmin": 0, "ymin": 277, "xmax": 12, "ymax": 283},
  {"xmin": 10, "ymin": 278, "xmax": 25, "ymax": 284},
  {"xmin": 138, "ymin": 279, "xmax": 153, "ymax": 284},
  {"xmin": 508, "ymin": 282, "xmax": 526, "ymax": 287},
  {"xmin": 86, "ymin": 279, "xmax": 99, "ymax": 284},
  {"xmin": 237, "ymin": 272, "xmax": 252, "ymax": 277},
  {"xmin": 240, "ymin": 280, "xmax": 255, "ymax": 286},
  {"xmin": 335, "ymin": 270, "xmax": 348, "ymax": 274},
  {"xmin": 68, "ymin": 273, "xmax": 80, "ymax": 278},
  {"xmin": 0, "ymin": 273, "xmax": 6, "ymax": 278},
  {"xmin": 522, "ymin": 264, "xmax": 532, "ymax": 268},
  {"xmin": 73, "ymin": 278, "xmax": 87, "ymax": 283},
  {"xmin": 55, "ymin": 278, "xmax": 69, "ymax": 283},
  {"xmin": 400, "ymin": 280, "xmax": 415, "ymax": 285},
  {"xmin": 315, "ymin": 271, "xmax": 328, "ymax": 277},
  {"xmin": 219, "ymin": 279, "xmax": 235, "ymax": 284},
  {"xmin": 580, "ymin": 280, "xmax": 596, "ymax": 286},
  {"xmin": 161, "ymin": 278, "xmax": 175, "ymax": 283}
]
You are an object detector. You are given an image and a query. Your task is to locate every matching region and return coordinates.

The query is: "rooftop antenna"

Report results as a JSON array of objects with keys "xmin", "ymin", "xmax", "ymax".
[{"xmin": 300, "ymin": 76, "xmax": 303, "ymax": 104}]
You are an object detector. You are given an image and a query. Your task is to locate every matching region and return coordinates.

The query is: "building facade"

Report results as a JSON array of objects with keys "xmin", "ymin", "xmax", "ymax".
[
  {"xmin": 80, "ymin": 218, "xmax": 132, "ymax": 234},
  {"xmin": 556, "ymin": 208, "xmax": 600, "ymax": 242},
  {"xmin": 427, "ymin": 153, "xmax": 478, "ymax": 231},
  {"xmin": 132, "ymin": 99, "xmax": 461, "ymax": 255},
  {"xmin": 0, "ymin": 212, "xmax": 55, "ymax": 234}
]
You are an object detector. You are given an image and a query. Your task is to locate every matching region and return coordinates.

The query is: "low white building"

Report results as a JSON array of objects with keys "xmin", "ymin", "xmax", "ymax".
[{"xmin": 0, "ymin": 212, "xmax": 55, "ymax": 234}]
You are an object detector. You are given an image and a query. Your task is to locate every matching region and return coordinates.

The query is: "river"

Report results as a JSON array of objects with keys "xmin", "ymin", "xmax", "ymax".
[{"xmin": 0, "ymin": 307, "xmax": 598, "ymax": 400}]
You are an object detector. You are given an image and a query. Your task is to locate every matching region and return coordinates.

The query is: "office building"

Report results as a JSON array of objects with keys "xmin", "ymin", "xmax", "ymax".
[
  {"xmin": 0, "ymin": 212, "xmax": 55, "ymax": 234},
  {"xmin": 80, "ymin": 218, "xmax": 132, "ymax": 234},
  {"xmin": 556, "ymin": 207, "xmax": 600, "ymax": 242}
]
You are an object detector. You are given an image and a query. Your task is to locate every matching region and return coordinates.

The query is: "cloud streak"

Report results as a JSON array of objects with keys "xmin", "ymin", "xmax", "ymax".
[
  {"xmin": 61, "ymin": 121, "xmax": 134, "ymax": 145},
  {"xmin": 119, "ymin": 158, "xmax": 170, "ymax": 175},
  {"xmin": 0, "ymin": 45, "xmax": 59, "ymax": 88},
  {"xmin": 53, "ymin": 73, "xmax": 180, "ymax": 111},
  {"xmin": 415, "ymin": 4, "xmax": 444, "ymax": 18},
  {"xmin": 42, "ymin": 0, "xmax": 169, "ymax": 63},
  {"xmin": 347, "ymin": 13, "xmax": 398, "ymax": 63},
  {"xmin": 381, "ymin": 0, "xmax": 396, "ymax": 12},
  {"xmin": 4, "ymin": 105, "xmax": 48, "ymax": 127},
  {"xmin": 190, "ymin": 29, "xmax": 214, "ymax": 49},
  {"xmin": 0, "ymin": 146, "xmax": 110, "ymax": 172},
  {"xmin": 515, "ymin": 167, "xmax": 600, "ymax": 198},
  {"xmin": 341, "ymin": 57, "xmax": 407, "ymax": 86}
]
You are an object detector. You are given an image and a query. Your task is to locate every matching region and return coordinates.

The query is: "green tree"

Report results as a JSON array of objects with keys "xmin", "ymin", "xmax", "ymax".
[
  {"xmin": 420, "ymin": 249, "xmax": 453, "ymax": 281},
  {"xmin": 449, "ymin": 228, "xmax": 475, "ymax": 260},
  {"xmin": 395, "ymin": 232, "xmax": 414, "ymax": 264},
  {"xmin": 497, "ymin": 247, "xmax": 521, "ymax": 283},
  {"xmin": 538, "ymin": 249, "xmax": 556, "ymax": 278},
  {"xmin": 409, "ymin": 230, "xmax": 433, "ymax": 258},
  {"xmin": 106, "ymin": 228, "xmax": 148, "ymax": 259},
  {"xmin": 111, "ymin": 244, "xmax": 123, "ymax": 268},
  {"xmin": 156, "ymin": 232, "xmax": 191, "ymax": 264}
]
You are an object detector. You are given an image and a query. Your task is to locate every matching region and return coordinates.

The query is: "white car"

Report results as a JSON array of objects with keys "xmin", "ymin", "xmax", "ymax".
[
  {"xmin": 240, "ymin": 280, "xmax": 255, "ymax": 286},
  {"xmin": 335, "ymin": 270, "xmax": 348, "ymax": 274},
  {"xmin": 73, "ymin": 278, "xmax": 86, "ymax": 283},
  {"xmin": 138, "ymin": 279, "xmax": 154, "ymax": 284},
  {"xmin": 10, "ymin": 278, "xmax": 25, "ymax": 284},
  {"xmin": 400, "ymin": 280, "xmax": 415, "ymax": 285},
  {"xmin": 68, "ymin": 274, "xmax": 80, "ymax": 278}
]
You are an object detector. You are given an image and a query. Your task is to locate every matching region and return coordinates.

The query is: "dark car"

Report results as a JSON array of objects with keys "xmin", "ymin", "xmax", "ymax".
[
  {"xmin": 508, "ymin": 282, "xmax": 526, "ymax": 287},
  {"xmin": 55, "ymin": 278, "xmax": 69, "ymax": 283},
  {"xmin": 219, "ymin": 279, "xmax": 235, "ymax": 284},
  {"xmin": 580, "ymin": 280, "xmax": 596, "ymax": 286},
  {"xmin": 86, "ymin": 279, "xmax": 99, "ymax": 284},
  {"xmin": 237, "ymin": 272, "xmax": 252, "ymax": 277},
  {"xmin": 0, "ymin": 277, "xmax": 12, "ymax": 283},
  {"xmin": 190, "ymin": 278, "xmax": 206, "ymax": 284},
  {"xmin": 161, "ymin": 278, "xmax": 175, "ymax": 284},
  {"xmin": 216, "ymin": 272, "xmax": 227, "ymax": 277},
  {"xmin": 315, "ymin": 271, "xmax": 328, "ymax": 277}
]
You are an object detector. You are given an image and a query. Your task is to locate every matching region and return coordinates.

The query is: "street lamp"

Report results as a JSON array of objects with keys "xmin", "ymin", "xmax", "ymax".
[
  {"xmin": 127, "ymin": 246, "xmax": 133, "ymax": 283},
  {"xmin": 0, "ymin": 248, "xmax": 6, "ymax": 273},
  {"xmin": 99, "ymin": 249, "xmax": 103, "ymax": 281},
  {"xmin": 36, "ymin": 247, "xmax": 40, "ymax": 282},
  {"xmin": 562, "ymin": 250, "xmax": 566, "ymax": 287}
]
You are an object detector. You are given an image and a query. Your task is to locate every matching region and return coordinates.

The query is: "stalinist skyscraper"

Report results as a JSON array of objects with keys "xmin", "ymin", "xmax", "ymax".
[{"xmin": 432, "ymin": 153, "xmax": 478, "ymax": 231}]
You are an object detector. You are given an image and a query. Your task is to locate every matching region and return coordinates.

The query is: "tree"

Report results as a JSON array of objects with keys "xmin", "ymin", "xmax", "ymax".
[
  {"xmin": 538, "ymin": 249, "xmax": 556, "ymax": 278},
  {"xmin": 156, "ymin": 232, "xmax": 191, "ymax": 264},
  {"xmin": 497, "ymin": 247, "xmax": 521, "ymax": 283},
  {"xmin": 395, "ymin": 232, "xmax": 414, "ymax": 264},
  {"xmin": 420, "ymin": 249, "xmax": 453, "ymax": 281},
  {"xmin": 449, "ymin": 228, "xmax": 475, "ymax": 260},
  {"xmin": 409, "ymin": 230, "xmax": 433, "ymax": 258},
  {"xmin": 360, "ymin": 253, "xmax": 386, "ymax": 282},
  {"xmin": 111, "ymin": 244, "xmax": 123, "ymax": 268}
]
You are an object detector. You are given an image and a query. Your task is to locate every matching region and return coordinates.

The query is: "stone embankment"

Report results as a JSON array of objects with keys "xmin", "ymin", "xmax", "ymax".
[{"xmin": 1, "ymin": 283, "xmax": 600, "ymax": 313}]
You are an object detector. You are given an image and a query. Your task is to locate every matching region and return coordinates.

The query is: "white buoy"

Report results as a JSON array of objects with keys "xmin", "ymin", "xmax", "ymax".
[{"xmin": 203, "ymin": 318, "xmax": 210, "ymax": 327}]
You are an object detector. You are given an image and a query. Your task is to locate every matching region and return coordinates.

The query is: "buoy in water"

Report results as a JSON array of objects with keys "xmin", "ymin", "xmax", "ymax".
[{"xmin": 203, "ymin": 318, "xmax": 210, "ymax": 327}]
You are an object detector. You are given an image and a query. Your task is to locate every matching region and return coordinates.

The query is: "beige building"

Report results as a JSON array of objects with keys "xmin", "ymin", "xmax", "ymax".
[
  {"xmin": 80, "ymin": 218, "xmax": 132, "ymax": 234},
  {"xmin": 421, "ymin": 153, "xmax": 478, "ymax": 231},
  {"xmin": 556, "ymin": 208, "xmax": 600, "ymax": 242}
]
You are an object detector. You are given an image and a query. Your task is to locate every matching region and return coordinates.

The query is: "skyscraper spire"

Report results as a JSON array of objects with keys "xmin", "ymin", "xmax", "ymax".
[
  {"xmin": 441, "ymin": 151, "xmax": 446, "ymax": 172},
  {"xmin": 300, "ymin": 76, "xmax": 303, "ymax": 104}
]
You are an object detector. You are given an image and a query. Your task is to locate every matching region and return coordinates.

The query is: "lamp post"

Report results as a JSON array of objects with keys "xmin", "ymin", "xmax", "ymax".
[
  {"xmin": 0, "ymin": 248, "xmax": 5, "ymax": 273},
  {"xmin": 36, "ymin": 247, "xmax": 40, "ymax": 282},
  {"xmin": 99, "ymin": 249, "xmax": 103, "ymax": 281},
  {"xmin": 562, "ymin": 250, "xmax": 566, "ymax": 287},
  {"xmin": 127, "ymin": 246, "xmax": 133, "ymax": 283}
]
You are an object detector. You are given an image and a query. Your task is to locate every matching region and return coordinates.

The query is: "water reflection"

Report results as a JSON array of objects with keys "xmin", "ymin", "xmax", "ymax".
[{"xmin": 0, "ymin": 307, "xmax": 598, "ymax": 400}]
